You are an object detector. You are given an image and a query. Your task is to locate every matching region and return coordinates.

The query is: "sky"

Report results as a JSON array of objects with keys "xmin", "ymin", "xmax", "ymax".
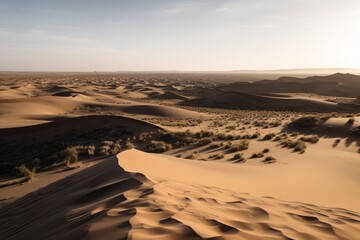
[{"xmin": 0, "ymin": 0, "xmax": 359, "ymax": 71}]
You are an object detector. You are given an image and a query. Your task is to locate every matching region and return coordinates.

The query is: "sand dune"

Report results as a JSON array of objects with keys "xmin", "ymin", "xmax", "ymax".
[
  {"xmin": 52, "ymin": 91, "xmax": 81, "ymax": 97},
  {"xmin": 286, "ymin": 116, "xmax": 360, "ymax": 138},
  {"xmin": 0, "ymin": 93, "xmax": 203, "ymax": 128},
  {"xmin": 1, "ymin": 151, "xmax": 359, "ymax": 240},
  {"xmin": 181, "ymin": 90, "xmax": 349, "ymax": 112},
  {"xmin": 219, "ymin": 73, "xmax": 360, "ymax": 97},
  {"xmin": 120, "ymin": 149, "xmax": 360, "ymax": 212},
  {"xmin": 0, "ymin": 96, "xmax": 82, "ymax": 116},
  {"xmin": 149, "ymin": 91, "xmax": 188, "ymax": 100},
  {"xmin": 0, "ymin": 115, "xmax": 161, "ymax": 142},
  {"xmin": 82, "ymin": 101, "xmax": 203, "ymax": 118}
]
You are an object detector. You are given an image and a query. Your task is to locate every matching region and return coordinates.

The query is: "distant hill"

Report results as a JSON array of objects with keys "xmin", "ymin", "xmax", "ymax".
[
  {"xmin": 180, "ymin": 90, "xmax": 359, "ymax": 112},
  {"xmin": 231, "ymin": 68, "xmax": 360, "ymax": 75},
  {"xmin": 219, "ymin": 73, "xmax": 360, "ymax": 97}
]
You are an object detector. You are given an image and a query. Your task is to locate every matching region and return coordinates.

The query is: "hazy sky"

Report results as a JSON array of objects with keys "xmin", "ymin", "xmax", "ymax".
[{"xmin": 0, "ymin": 0, "xmax": 359, "ymax": 71}]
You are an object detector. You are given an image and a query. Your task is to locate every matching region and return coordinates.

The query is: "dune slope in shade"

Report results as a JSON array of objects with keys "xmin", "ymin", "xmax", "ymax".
[
  {"xmin": 0, "ymin": 156, "xmax": 148, "ymax": 240},
  {"xmin": 181, "ymin": 90, "xmax": 349, "ymax": 112}
]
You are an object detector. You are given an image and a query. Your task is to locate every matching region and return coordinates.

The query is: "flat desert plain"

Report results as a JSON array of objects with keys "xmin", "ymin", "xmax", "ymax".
[{"xmin": 0, "ymin": 72, "xmax": 360, "ymax": 240}]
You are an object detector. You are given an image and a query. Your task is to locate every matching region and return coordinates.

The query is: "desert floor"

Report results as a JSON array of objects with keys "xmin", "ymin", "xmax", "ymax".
[{"xmin": 0, "ymin": 72, "xmax": 359, "ymax": 240}]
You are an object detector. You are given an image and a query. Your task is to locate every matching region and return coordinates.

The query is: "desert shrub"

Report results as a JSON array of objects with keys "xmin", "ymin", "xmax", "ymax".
[
  {"xmin": 230, "ymin": 140, "xmax": 249, "ymax": 152},
  {"xmin": 75, "ymin": 145, "xmax": 96, "ymax": 157},
  {"xmin": 280, "ymin": 139, "xmax": 306, "ymax": 153},
  {"xmin": 233, "ymin": 153, "xmax": 245, "ymax": 162},
  {"xmin": 31, "ymin": 158, "xmax": 41, "ymax": 169},
  {"xmin": 300, "ymin": 135, "xmax": 319, "ymax": 144},
  {"xmin": 87, "ymin": 145, "xmax": 95, "ymax": 155},
  {"xmin": 197, "ymin": 137, "xmax": 212, "ymax": 146},
  {"xmin": 125, "ymin": 141, "xmax": 134, "ymax": 149},
  {"xmin": 294, "ymin": 140, "xmax": 306, "ymax": 153},
  {"xmin": 216, "ymin": 133, "xmax": 227, "ymax": 140},
  {"xmin": 100, "ymin": 145, "xmax": 111, "ymax": 156},
  {"xmin": 159, "ymin": 132, "xmax": 194, "ymax": 148},
  {"xmin": 251, "ymin": 132, "xmax": 261, "ymax": 139},
  {"xmin": 147, "ymin": 141, "xmax": 172, "ymax": 153},
  {"xmin": 111, "ymin": 143, "xmax": 122, "ymax": 154},
  {"xmin": 250, "ymin": 152, "xmax": 264, "ymax": 158},
  {"xmin": 290, "ymin": 132, "xmax": 299, "ymax": 137},
  {"xmin": 263, "ymin": 133, "xmax": 275, "ymax": 140},
  {"xmin": 263, "ymin": 156, "xmax": 276, "ymax": 163},
  {"xmin": 262, "ymin": 148, "xmax": 270, "ymax": 153},
  {"xmin": 269, "ymin": 120, "xmax": 281, "ymax": 127},
  {"xmin": 99, "ymin": 140, "xmax": 121, "ymax": 156},
  {"xmin": 186, "ymin": 152, "xmax": 199, "ymax": 159},
  {"xmin": 242, "ymin": 132, "xmax": 259, "ymax": 139},
  {"xmin": 194, "ymin": 130, "xmax": 214, "ymax": 139},
  {"xmin": 102, "ymin": 140, "xmax": 114, "ymax": 146},
  {"xmin": 273, "ymin": 135, "xmax": 282, "ymax": 141},
  {"xmin": 289, "ymin": 116, "xmax": 320, "ymax": 128},
  {"xmin": 62, "ymin": 147, "xmax": 78, "ymax": 165},
  {"xmin": 17, "ymin": 164, "xmax": 35, "ymax": 180},
  {"xmin": 225, "ymin": 125, "xmax": 237, "ymax": 130},
  {"xmin": 281, "ymin": 138, "xmax": 297, "ymax": 148},
  {"xmin": 209, "ymin": 142, "xmax": 223, "ymax": 149},
  {"xmin": 209, "ymin": 153, "xmax": 224, "ymax": 160}
]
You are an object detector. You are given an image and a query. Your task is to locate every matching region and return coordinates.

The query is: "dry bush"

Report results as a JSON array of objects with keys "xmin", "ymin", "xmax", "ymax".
[
  {"xmin": 99, "ymin": 141, "xmax": 123, "ymax": 155},
  {"xmin": 148, "ymin": 141, "xmax": 172, "ymax": 153},
  {"xmin": 75, "ymin": 145, "xmax": 96, "ymax": 156},
  {"xmin": 262, "ymin": 148, "xmax": 270, "ymax": 153},
  {"xmin": 263, "ymin": 133, "xmax": 275, "ymax": 140},
  {"xmin": 209, "ymin": 142, "xmax": 224, "ymax": 149},
  {"xmin": 263, "ymin": 156, "xmax": 276, "ymax": 163},
  {"xmin": 209, "ymin": 153, "xmax": 224, "ymax": 160},
  {"xmin": 280, "ymin": 139, "xmax": 307, "ymax": 153},
  {"xmin": 250, "ymin": 152, "xmax": 264, "ymax": 158},
  {"xmin": 230, "ymin": 140, "xmax": 249, "ymax": 152},
  {"xmin": 289, "ymin": 116, "xmax": 321, "ymax": 128},
  {"xmin": 294, "ymin": 140, "xmax": 307, "ymax": 153},
  {"xmin": 186, "ymin": 152, "xmax": 199, "ymax": 159},
  {"xmin": 273, "ymin": 135, "xmax": 282, "ymax": 141},
  {"xmin": 233, "ymin": 153, "xmax": 245, "ymax": 162},
  {"xmin": 196, "ymin": 137, "xmax": 213, "ymax": 146},
  {"xmin": 17, "ymin": 164, "xmax": 35, "ymax": 180},
  {"xmin": 87, "ymin": 145, "xmax": 96, "ymax": 155},
  {"xmin": 300, "ymin": 135, "xmax": 319, "ymax": 144},
  {"xmin": 111, "ymin": 143, "xmax": 122, "ymax": 154},
  {"xmin": 100, "ymin": 145, "xmax": 111, "ymax": 156},
  {"xmin": 62, "ymin": 147, "xmax": 78, "ymax": 166},
  {"xmin": 290, "ymin": 132, "xmax": 299, "ymax": 137}
]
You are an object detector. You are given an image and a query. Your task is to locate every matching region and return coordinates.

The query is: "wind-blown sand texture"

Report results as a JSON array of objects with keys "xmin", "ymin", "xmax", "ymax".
[{"xmin": 1, "ymin": 151, "xmax": 359, "ymax": 240}]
